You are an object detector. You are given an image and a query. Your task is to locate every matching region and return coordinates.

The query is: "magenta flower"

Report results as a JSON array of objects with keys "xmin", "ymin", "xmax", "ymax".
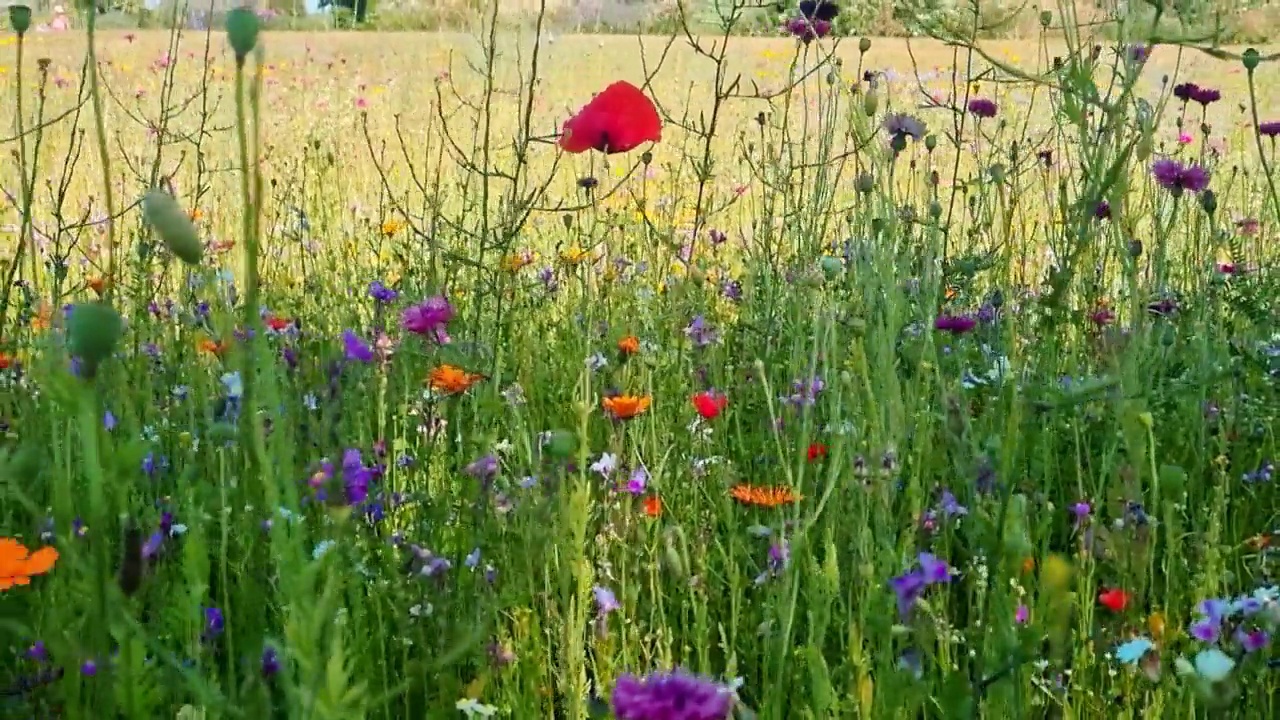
[
  {"xmin": 402, "ymin": 295, "xmax": 454, "ymax": 343},
  {"xmin": 1151, "ymin": 158, "xmax": 1210, "ymax": 195},
  {"xmin": 967, "ymin": 98, "xmax": 998, "ymax": 118},
  {"xmin": 611, "ymin": 670, "xmax": 734, "ymax": 720},
  {"xmin": 784, "ymin": 17, "xmax": 831, "ymax": 43},
  {"xmin": 1259, "ymin": 121, "xmax": 1280, "ymax": 137},
  {"xmin": 934, "ymin": 314, "xmax": 977, "ymax": 334}
]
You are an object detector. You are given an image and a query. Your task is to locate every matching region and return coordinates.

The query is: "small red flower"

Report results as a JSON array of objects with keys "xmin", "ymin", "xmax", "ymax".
[
  {"xmin": 560, "ymin": 81, "xmax": 662, "ymax": 155},
  {"xmin": 807, "ymin": 443, "xmax": 828, "ymax": 462},
  {"xmin": 691, "ymin": 391, "xmax": 728, "ymax": 420},
  {"xmin": 1098, "ymin": 588, "xmax": 1130, "ymax": 612}
]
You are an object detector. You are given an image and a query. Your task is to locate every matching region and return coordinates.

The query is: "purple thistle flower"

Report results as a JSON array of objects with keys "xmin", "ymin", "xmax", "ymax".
[
  {"xmin": 784, "ymin": 17, "xmax": 831, "ymax": 43},
  {"xmin": 1173, "ymin": 82, "xmax": 1199, "ymax": 102},
  {"xmin": 610, "ymin": 669, "xmax": 734, "ymax": 720},
  {"xmin": 1189, "ymin": 86, "xmax": 1221, "ymax": 106},
  {"xmin": 967, "ymin": 98, "xmax": 998, "ymax": 118},
  {"xmin": 883, "ymin": 113, "xmax": 927, "ymax": 142},
  {"xmin": 1151, "ymin": 158, "xmax": 1210, "ymax": 195},
  {"xmin": 1259, "ymin": 121, "xmax": 1280, "ymax": 138},
  {"xmin": 342, "ymin": 330, "xmax": 373, "ymax": 363}
]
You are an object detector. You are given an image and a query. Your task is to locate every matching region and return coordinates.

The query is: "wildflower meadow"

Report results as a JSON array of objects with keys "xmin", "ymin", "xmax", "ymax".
[{"xmin": 1, "ymin": 2, "xmax": 1278, "ymax": 718}]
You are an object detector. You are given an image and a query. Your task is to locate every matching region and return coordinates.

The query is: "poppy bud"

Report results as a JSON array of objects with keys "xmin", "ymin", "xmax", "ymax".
[
  {"xmin": 1128, "ymin": 239, "xmax": 1143, "ymax": 257},
  {"xmin": 862, "ymin": 89, "xmax": 878, "ymax": 117},
  {"xmin": 1243, "ymin": 47, "xmax": 1260, "ymax": 72},
  {"xmin": 756, "ymin": 111, "xmax": 766, "ymax": 126},
  {"xmin": 561, "ymin": 213, "xmax": 573, "ymax": 229},
  {"xmin": 1199, "ymin": 189, "xmax": 1217, "ymax": 216},
  {"xmin": 640, "ymin": 150, "xmax": 652, "ymax": 165},
  {"xmin": 928, "ymin": 201, "xmax": 942, "ymax": 219},
  {"xmin": 224, "ymin": 7, "xmax": 260, "ymax": 63},
  {"xmin": 8, "ymin": 5, "xmax": 31, "ymax": 35},
  {"xmin": 545, "ymin": 429, "xmax": 577, "ymax": 459},
  {"xmin": 1039, "ymin": 10, "xmax": 1052, "ymax": 27},
  {"xmin": 855, "ymin": 172, "xmax": 875, "ymax": 194},
  {"xmin": 859, "ymin": 38, "xmax": 871, "ymax": 53},
  {"xmin": 68, "ymin": 302, "xmax": 123, "ymax": 375},
  {"xmin": 924, "ymin": 134, "xmax": 937, "ymax": 151},
  {"xmin": 142, "ymin": 190, "xmax": 203, "ymax": 266}
]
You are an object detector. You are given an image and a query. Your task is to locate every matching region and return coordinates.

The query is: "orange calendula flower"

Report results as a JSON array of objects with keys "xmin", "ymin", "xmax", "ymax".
[
  {"xmin": 617, "ymin": 335, "xmax": 639, "ymax": 355},
  {"xmin": 428, "ymin": 364, "xmax": 484, "ymax": 395},
  {"xmin": 0, "ymin": 538, "xmax": 59, "ymax": 591},
  {"xmin": 602, "ymin": 394, "xmax": 650, "ymax": 420},
  {"xmin": 197, "ymin": 338, "xmax": 228, "ymax": 357},
  {"xmin": 730, "ymin": 484, "xmax": 800, "ymax": 508},
  {"xmin": 87, "ymin": 276, "xmax": 109, "ymax": 296}
]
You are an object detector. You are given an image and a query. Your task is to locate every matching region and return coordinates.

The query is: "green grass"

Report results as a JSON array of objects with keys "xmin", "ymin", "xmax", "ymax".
[{"xmin": 0, "ymin": 4, "xmax": 1277, "ymax": 720}]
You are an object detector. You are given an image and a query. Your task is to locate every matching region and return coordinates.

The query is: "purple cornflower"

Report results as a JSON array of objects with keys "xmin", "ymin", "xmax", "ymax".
[
  {"xmin": 934, "ymin": 314, "xmax": 977, "ymax": 334},
  {"xmin": 611, "ymin": 670, "xmax": 734, "ymax": 720},
  {"xmin": 1151, "ymin": 158, "xmax": 1210, "ymax": 195},
  {"xmin": 341, "ymin": 450, "xmax": 374, "ymax": 505},
  {"xmin": 1189, "ymin": 618, "xmax": 1221, "ymax": 643},
  {"xmin": 967, "ymin": 98, "xmax": 998, "ymax": 118},
  {"xmin": 1070, "ymin": 501, "xmax": 1091, "ymax": 524},
  {"xmin": 80, "ymin": 659, "xmax": 98, "ymax": 677},
  {"xmin": 342, "ymin": 330, "xmax": 373, "ymax": 363},
  {"xmin": 1236, "ymin": 627, "xmax": 1270, "ymax": 653},
  {"xmin": 1094, "ymin": 200, "xmax": 1111, "ymax": 219},
  {"xmin": 368, "ymin": 280, "xmax": 398, "ymax": 304},
  {"xmin": 1173, "ymin": 82, "xmax": 1199, "ymax": 102},
  {"xmin": 625, "ymin": 465, "xmax": 649, "ymax": 495},
  {"xmin": 1127, "ymin": 44, "xmax": 1149, "ymax": 64},
  {"xmin": 685, "ymin": 315, "xmax": 718, "ymax": 347},
  {"xmin": 401, "ymin": 295, "xmax": 454, "ymax": 343},
  {"xmin": 890, "ymin": 552, "xmax": 953, "ymax": 618},
  {"xmin": 203, "ymin": 607, "xmax": 225, "ymax": 641},
  {"xmin": 938, "ymin": 489, "xmax": 967, "ymax": 517},
  {"xmin": 27, "ymin": 641, "xmax": 48, "ymax": 662},
  {"xmin": 918, "ymin": 552, "xmax": 953, "ymax": 584},
  {"xmin": 1259, "ymin": 121, "xmax": 1280, "ymax": 138},
  {"xmin": 721, "ymin": 278, "xmax": 742, "ymax": 301}
]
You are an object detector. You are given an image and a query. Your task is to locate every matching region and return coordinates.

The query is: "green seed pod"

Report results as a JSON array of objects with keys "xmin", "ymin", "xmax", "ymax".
[
  {"xmin": 225, "ymin": 7, "xmax": 260, "ymax": 62},
  {"xmin": 545, "ymin": 429, "xmax": 577, "ymax": 459},
  {"xmin": 68, "ymin": 302, "xmax": 123, "ymax": 374},
  {"xmin": 1039, "ymin": 10, "xmax": 1052, "ymax": 27},
  {"xmin": 1199, "ymin": 189, "xmax": 1217, "ymax": 216},
  {"xmin": 859, "ymin": 37, "xmax": 871, "ymax": 53},
  {"xmin": 924, "ymin": 134, "xmax": 937, "ymax": 152},
  {"xmin": 1243, "ymin": 48, "xmax": 1260, "ymax": 72},
  {"xmin": 862, "ymin": 89, "xmax": 879, "ymax": 117},
  {"xmin": 8, "ymin": 5, "xmax": 32, "ymax": 35},
  {"xmin": 142, "ymin": 190, "xmax": 203, "ymax": 266},
  {"xmin": 855, "ymin": 172, "xmax": 875, "ymax": 194}
]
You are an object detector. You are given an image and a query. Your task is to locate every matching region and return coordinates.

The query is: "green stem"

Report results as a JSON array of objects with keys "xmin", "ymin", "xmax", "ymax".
[
  {"xmin": 1245, "ymin": 67, "xmax": 1280, "ymax": 230},
  {"xmin": 85, "ymin": 9, "xmax": 118, "ymax": 303}
]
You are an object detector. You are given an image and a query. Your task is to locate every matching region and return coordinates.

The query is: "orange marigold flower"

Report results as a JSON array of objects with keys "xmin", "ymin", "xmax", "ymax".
[
  {"xmin": 380, "ymin": 218, "xmax": 405, "ymax": 237},
  {"xmin": 643, "ymin": 495, "xmax": 662, "ymax": 517},
  {"xmin": 0, "ymin": 538, "xmax": 59, "ymax": 591},
  {"xmin": 428, "ymin": 364, "xmax": 484, "ymax": 395},
  {"xmin": 617, "ymin": 335, "xmax": 640, "ymax": 355},
  {"xmin": 730, "ymin": 484, "xmax": 800, "ymax": 507},
  {"xmin": 602, "ymin": 394, "xmax": 651, "ymax": 420}
]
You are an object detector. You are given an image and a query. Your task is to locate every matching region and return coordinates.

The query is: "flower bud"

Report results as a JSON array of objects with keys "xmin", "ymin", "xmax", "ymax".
[
  {"xmin": 859, "ymin": 37, "xmax": 872, "ymax": 53},
  {"xmin": 855, "ymin": 172, "xmax": 875, "ymax": 194},
  {"xmin": 142, "ymin": 190, "xmax": 203, "ymax": 266},
  {"xmin": 924, "ymin": 134, "xmax": 937, "ymax": 152},
  {"xmin": 862, "ymin": 89, "xmax": 878, "ymax": 117},
  {"xmin": 1039, "ymin": 10, "xmax": 1052, "ymax": 27},
  {"xmin": 1199, "ymin": 189, "xmax": 1217, "ymax": 216}
]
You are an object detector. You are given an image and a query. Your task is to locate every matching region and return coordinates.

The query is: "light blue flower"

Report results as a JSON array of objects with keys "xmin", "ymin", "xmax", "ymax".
[
  {"xmin": 1115, "ymin": 637, "xmax": 1154, "ymax": 664},
  {"xmin": 1193, "ymin": 648, "xmax": 1235, "ymax": 682}
]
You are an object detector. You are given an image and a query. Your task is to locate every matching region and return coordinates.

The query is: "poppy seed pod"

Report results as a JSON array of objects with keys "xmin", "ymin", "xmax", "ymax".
[
  {"xmin": 1243, "ymin": 48, "xmax": 1260, "ymax": 72},
  {"xmin": 8, "ymin": 5, "xmax": 32, "ymax": 35},
  {"xmin": 1039, "ymin": 10, "xmax": 1052, "ymax": 27},
  {"xmin": 859, "ymin": 37, "xmax": 872, "ymax": 53},
  {"xmin": 1199, "ymin": 189, "xmax": 1217, "ymax": 215},
  {"xmin": 224, "ymin": 7, "xmax": 260, "ymax": 62},
  {"xmin": 924, "ymin": 134, "xmax": 937, "ymax": 151},
  {"xmin": 68, "ymin": 303, "xmax": 123, "ymax": 375},
  {"xmin": 142, "ymin": 190, "xmax": 203, "ymax": 266},
  {"xmin": 862, "ymin": 89, "xmax": 878, "ymax": 117},
  {"xmin": 855, "ymin": 173, "xmax": 875, "ymax": 194}
]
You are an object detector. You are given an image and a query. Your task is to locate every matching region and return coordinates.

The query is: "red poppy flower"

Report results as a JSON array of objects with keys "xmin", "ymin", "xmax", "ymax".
[
  {"xmin": 1098, "ymin": 588, "xmax": 1130, "ymax": 612},
  {"xmin": 559, "ymin": 81, "xmax": 662, "ymax": 155},
  {"xmin": 691, "ymin": 391, "xmax": 728, "ymax": 420},
  {"xmin": 807, "ymin": 443, "xmax": 828, "ymax": 462}
]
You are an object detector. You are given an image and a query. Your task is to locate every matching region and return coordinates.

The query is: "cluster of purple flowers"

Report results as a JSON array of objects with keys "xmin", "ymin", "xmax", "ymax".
[
  {"xmin": 1173, "ymin": 82, "xmax": 1221, "ymax": 107},
  {"xmin": 611, "ymin": 669, "xmax": 735, "ymax": 720}
]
